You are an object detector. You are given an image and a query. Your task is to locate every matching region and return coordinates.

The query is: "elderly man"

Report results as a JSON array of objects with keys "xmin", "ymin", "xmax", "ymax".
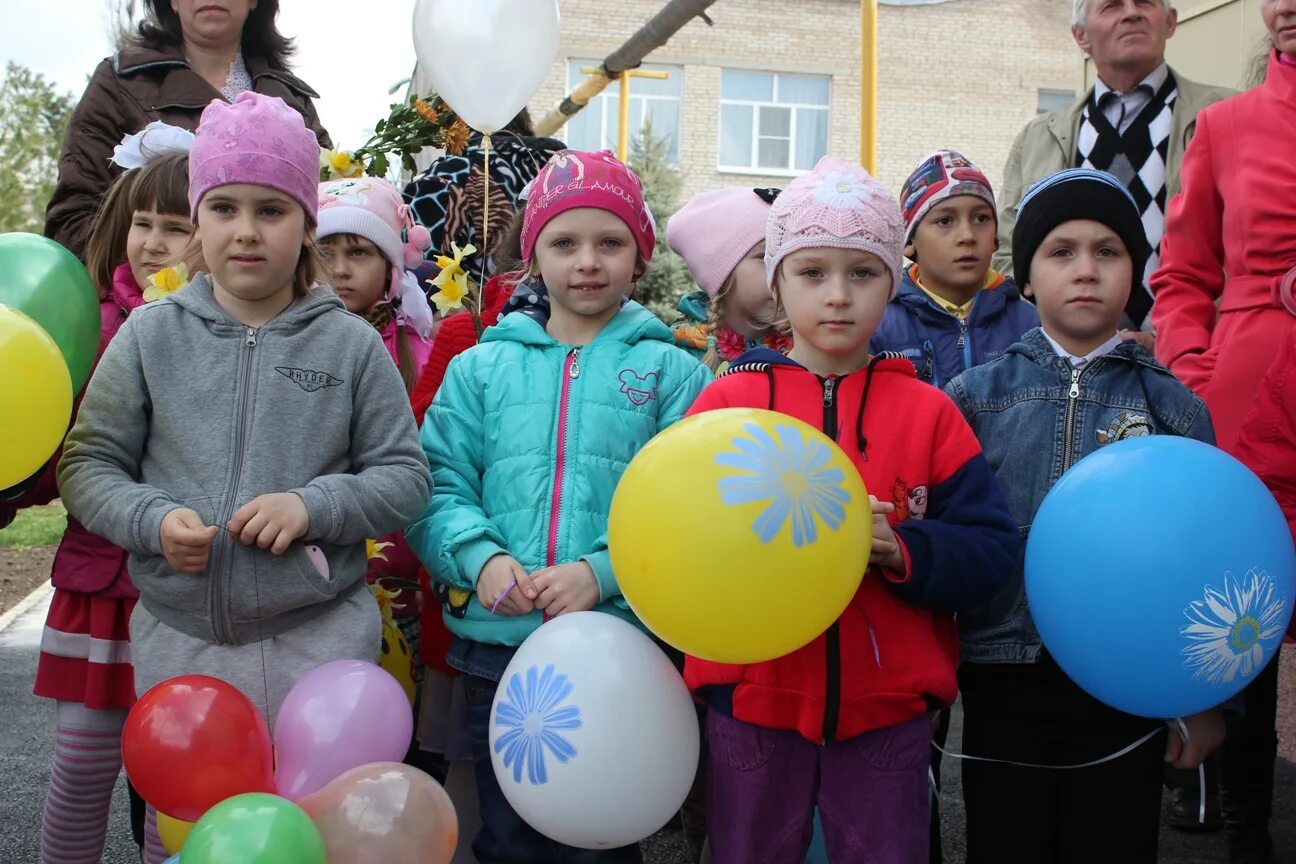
[{"xmin": 993, "ymin": 0, "xmax": 1232, "ymax": 347}]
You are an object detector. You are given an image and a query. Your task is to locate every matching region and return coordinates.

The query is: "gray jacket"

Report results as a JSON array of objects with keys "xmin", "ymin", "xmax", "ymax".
[
  {"xmin": 59, "ymin": 276, "xmax": 432, "ymax": 646},
  {"xmin": 993, "ymin": 69, "xmax": 1234, "ymax": 277}
]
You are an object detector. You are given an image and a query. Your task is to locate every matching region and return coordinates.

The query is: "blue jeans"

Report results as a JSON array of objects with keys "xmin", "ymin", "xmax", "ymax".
[{"xmin": 463, "ymin": 674, "xmax": 644, "ymax": 864}]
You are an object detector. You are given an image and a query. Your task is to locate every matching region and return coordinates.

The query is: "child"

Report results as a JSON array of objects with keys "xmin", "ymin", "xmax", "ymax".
[
  {"xmin": 34, "ymin": 131, "xmax": 193, "ymax": 864},
  {"xmin": 317, "ymin": 177, "xmax": 437, "ymax": 392},
  {"xmin": 406, "ymin": 149, "xmax": 711, "ymax": 863},
  {"xmin": 58, "ymin": 87, "xmax": 431, "ymax": 788},
  {"xmin": 682, "ymin": 156, "xmax": 1019, "ymax": 864},
  {"xmin": 871, "ymin": 149, "xmax": 1038, "ymax": 388},
  {"xmin": 945, "ymin": 169, "xmax": 1225, "ymax": 863},
  {"xmin": 666, "ymin": 187, "xmax": 791, "ymax": 373}
]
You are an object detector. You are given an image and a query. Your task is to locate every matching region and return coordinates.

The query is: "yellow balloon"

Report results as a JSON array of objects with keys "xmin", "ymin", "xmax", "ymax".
[
  {"xmin": 157, "ymin": 811, "xmax": 195, "ymax": 855},
  {"xmin": 610, "ymin": 408, "xmax": 870, "ymax": 664},
  {"xmin": 379, "ymin": 616, "xmax": 417, "ymax": 704},
  {"xmin": 0, "ymin": 304, "xmax": 72, "ymax": 488}
]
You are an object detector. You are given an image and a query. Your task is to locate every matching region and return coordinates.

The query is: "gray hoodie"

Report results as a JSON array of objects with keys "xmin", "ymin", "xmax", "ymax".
[{"xmin": 59, "ymin": 275, "xmax": 432, "ymax": 645}]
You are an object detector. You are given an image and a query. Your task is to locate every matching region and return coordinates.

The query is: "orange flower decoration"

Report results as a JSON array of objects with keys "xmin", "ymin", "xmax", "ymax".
[
  {"xmin": 414, "ymin": 99, "xmax": 439, "ymax": 124},
  {"xmin": 444, "ymin": 119, "xmax": 471, "ymax": 156}
]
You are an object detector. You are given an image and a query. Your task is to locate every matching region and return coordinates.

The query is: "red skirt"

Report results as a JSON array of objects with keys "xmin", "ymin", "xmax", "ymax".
[{"xmin": 34, "ymin": 588, "xmax": 137, "ymax": 710}]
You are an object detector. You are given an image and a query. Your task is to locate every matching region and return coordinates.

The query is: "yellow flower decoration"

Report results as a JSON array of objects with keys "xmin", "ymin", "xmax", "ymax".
[
  {"xmin": 365, "ymin": 539, "xmax": 395, "ymax": 562},
  {"xmin": 414, "ymin": 99, "xmax": 440, "ymax": 124},
  {"xmin": 319, "ymin": 147, "xmax": 364, "ymax": 181},
  {"xmin": 370, "ymin": 580, "xmax": 401, "ymax": 621},
  {"xmin": 142, "ymin": 263, "xmax": 189, "ymax": 303},
  {"xmin": 429, "ymin": 242, "xmax": 477, "ymax": 312}
]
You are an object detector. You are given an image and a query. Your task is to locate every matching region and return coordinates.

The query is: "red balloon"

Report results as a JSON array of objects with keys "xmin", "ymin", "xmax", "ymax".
[{"xmin": 123, "ymin": 675, "xmax": 275, "ymax": 822}]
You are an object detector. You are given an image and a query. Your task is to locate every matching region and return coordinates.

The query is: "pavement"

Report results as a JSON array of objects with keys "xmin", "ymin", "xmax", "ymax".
[{"xmin": 0, "ymin": 586, "xmax": 1291, "ymax": 863}]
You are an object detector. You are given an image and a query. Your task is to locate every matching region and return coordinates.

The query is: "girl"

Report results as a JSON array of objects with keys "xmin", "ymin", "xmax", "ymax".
[
  {"xmin": 666, "ymin": 186, "xmax": 790, "ymax": 373},
  {"xmin": 58, "ymin": 92, "xmax": 432, "ymax": 863},
  {"xmin": 682, "ymin": 157, "xmax": 1018, "ymax": 864},
  {"xmin": 1151, "ymin": 4, "xmax": 1296, "ymax": 857},
  {"xmin": 35, "ymin": 126, "xmax": 193, "ymax": 864},
  {"xmin": 406, "ymin": 149, "xmax": 711, "ymax": 864},
  {"xmin": 317, "ymin": 177, "xmax": 436, "ymax": 392}
]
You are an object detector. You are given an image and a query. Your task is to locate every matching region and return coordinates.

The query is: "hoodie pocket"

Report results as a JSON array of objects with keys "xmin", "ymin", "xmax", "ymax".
[{"xmin": 230, "ymin": 541, "xmax": 351, "ymax": 624}]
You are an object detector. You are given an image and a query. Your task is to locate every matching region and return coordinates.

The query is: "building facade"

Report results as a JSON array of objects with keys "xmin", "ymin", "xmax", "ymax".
[{"xmin": 518, "ymin": 0, "xmax": 1076, "ymax": 200}]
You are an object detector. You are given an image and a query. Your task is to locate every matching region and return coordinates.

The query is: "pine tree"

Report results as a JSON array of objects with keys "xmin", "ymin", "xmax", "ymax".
[{"xmin": 628, "ymin": 118, "xmax": 695, "ymax": 322}]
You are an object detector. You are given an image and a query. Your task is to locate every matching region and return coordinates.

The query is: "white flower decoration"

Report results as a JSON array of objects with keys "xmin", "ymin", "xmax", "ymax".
[
  {"xmin": 1180, "ymin": 569, "xmax": 1288, "ymax": 685},
  {"xmin": 812, "ymin": 171, "xmax": 872, "ymax": 210}
]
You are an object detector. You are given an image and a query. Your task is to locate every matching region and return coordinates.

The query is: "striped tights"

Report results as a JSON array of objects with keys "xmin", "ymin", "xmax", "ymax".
[{"xmin": 39, "ymin": 702, "xmax": 126, "ymax": 864}]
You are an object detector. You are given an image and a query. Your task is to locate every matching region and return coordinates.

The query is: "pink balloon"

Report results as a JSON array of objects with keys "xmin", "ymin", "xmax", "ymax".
[
  {"xmin": 299, "ymin": 762, "xmax": 458, "ymax": 864},
  {"xmin": 274, "ymin": 661, "xmax": 413, "ymax": 800}
]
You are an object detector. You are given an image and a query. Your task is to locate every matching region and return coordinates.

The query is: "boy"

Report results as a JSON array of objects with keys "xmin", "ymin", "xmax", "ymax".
[
  {"xmin": 871, "ymin": 150, "xmax": 1038, "ymax": 389},
  {"xmin": 944, "ymin": 169, "xmax": 1226, "ymax": 863}
]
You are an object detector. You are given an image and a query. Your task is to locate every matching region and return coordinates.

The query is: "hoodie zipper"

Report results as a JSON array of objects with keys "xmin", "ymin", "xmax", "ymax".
[
  {"xmin": 546, "ymin": 347, "xmax": 581, "ymax": 568},
  {"xmin": 208, "ymin": 325, "xmax": 258, "ymax": 644},
  {"xmin": 821, "ymin": 375, "xmax": 842, "ymax": 744},
  {"xmin": 956, "ymin": 317, "xmax": 973, "ymax": 371}
]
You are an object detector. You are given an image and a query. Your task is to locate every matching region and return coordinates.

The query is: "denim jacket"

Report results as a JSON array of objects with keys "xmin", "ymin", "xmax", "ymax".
[{"xmin": 944, "ymin": 328, "xmax": 1215, "ymax": 663}]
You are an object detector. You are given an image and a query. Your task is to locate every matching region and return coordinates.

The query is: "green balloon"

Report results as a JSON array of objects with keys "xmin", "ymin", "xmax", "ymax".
[
  {"xmin": 0, "ymin": 233, "xmax": 99, "ymax": 393},
  {"xmin": 180, "ymin": 793, "xmax": 325, "ymax": 864}
]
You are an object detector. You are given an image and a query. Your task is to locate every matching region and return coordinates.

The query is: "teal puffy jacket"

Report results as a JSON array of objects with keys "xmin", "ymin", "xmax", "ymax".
[{"xmin": 406, "ymin": 301, "xmax": 712, "ymax": 646}]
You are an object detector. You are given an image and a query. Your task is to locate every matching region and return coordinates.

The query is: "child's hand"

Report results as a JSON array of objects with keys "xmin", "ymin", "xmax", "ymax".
[
  {"xmin": 531, "ymin": 561, "xmax": 600, "ymax": 617},
  {"xmin": 869, "ymin": 495, "xmax": 904, "ymax": 573},
  {"xmin": 478, "ymin": 554, "xmax": 534, "ymax": 616},
  {"xmin": 1165, "ymin": 708, "xmax": 1227, "ymax": 769},
  {"xmin": 227, "ymin": 492, "xmax": 309, "ymax": 554},
  {"xmin": 160, "ymin": 508, "xmax": 219, "ymax": 573}
]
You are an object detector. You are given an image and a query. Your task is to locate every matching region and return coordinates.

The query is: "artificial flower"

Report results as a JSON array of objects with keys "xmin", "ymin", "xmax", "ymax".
[
  {"xmin": 142, "ymin": 263, "xmax": 189, "ymax": 303},
  {"xmin": 429, "ymin": 242, "xmax": 477, "ymax": 312},
  {"xmin": 319, "ymin": 147, "xmax": 364, "ymax": 181},
  {"xmin": 444, "ymin": 119, "xmax": 471, "ymax": 156},
  {"xmin": 414, "ymin": 99, "xmax": 440, "ymax": 124}
]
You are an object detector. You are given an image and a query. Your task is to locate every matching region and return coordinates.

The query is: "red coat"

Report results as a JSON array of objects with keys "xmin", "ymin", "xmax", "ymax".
[
  {"xmin": 1152, "ymin": 52, "xmax": 1296, "ymax": 456},
  {"xmin": 683, "ymin": 351, "xmax": 1018, "ymax": 744},
  {"xmin": 410, "ymin": 274, "xmax": 512, "ymax": 425}
]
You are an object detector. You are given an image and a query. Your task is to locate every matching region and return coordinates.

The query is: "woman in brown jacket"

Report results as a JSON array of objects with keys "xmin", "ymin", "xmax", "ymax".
[{"xmin": 44, "ymin": 0, "xmax": 330, "ymax": 260}]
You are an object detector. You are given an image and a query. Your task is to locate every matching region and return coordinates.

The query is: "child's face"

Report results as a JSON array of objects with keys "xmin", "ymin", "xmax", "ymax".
[
  {"xmin": 907, "ymin": 196, "xmax": 997, "ymax": 296},
  {"xmin": 196, "ymin": 183, "xmax": 307, "ymax": 308},
  {"xmin": 775, "ymin": 247, "xmax": 891, "ymax": 362},
  {"xmin": 1027, "ymin": 219, "xmax": 1132, "ymax": 346},
  {"xmin": 126, "ymin": 208, "xmax": 194, "ymax": 289},
  {"xmin": 533, "ymin": 207, "xmax": 640, "ymax": 325},
  {"xmin": 320, "ymin": 235, "xmax": 389, "ymax": 314},
  {"xmin": 723, "ymin": 241, "xmax": 776, "ymax": 337},
  {"xmin": 1262, "ymin": 0, "xmax": 1296, "ymax": 56}
]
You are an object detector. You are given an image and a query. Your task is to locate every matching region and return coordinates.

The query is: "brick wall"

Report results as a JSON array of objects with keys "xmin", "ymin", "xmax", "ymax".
[{"xmin": 524, "ymin": 0, "xmax": 1076, "ymax": 204}]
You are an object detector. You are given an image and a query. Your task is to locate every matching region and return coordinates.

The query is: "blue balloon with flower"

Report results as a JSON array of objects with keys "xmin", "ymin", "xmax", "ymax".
[{"xmin": 1025, "ymin": 436, "xmax": 1295, "ymax": 719}]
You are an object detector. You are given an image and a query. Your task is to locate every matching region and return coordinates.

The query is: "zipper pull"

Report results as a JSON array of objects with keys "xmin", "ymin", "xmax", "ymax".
[
  {"xmin": 823, "ymin": 377, "xmax": 836, "ymax": 407},
  {"xmin": 956, "ymin": 320, "xmax": 967, "ymax": 349},
  {"xmin": 245, "ymin": 327, "xmax": 257, "ymax": 347},
  {"xmin": 569, "ymin": 347, "xmax": 581, "ymax": 379},
  {"xmin": 1069, "ymin": 367, "xmax": 1081, "ymax": 399}
]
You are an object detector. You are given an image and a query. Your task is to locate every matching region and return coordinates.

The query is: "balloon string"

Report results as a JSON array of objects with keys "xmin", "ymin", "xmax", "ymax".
[
  {"xmin": 490, "ymin": 580, "xmax": 516, "ymax": 615},
  {"xmin": 1174, "ymin": 717, "xmax": 1208, "ymax": 826},
  {"xmin": 931, "ymin": 726, "xmax": 1162, "ymax": 770},
  {"xmin": 477, "ymin": 133, "xmax": 492, "ymax": 340}
]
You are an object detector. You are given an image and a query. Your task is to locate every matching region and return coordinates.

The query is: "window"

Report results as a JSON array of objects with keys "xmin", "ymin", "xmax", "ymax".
[
  {"xmin": 564, "ymin": 61, "xmax": 683, "ymax": 162},
  {"xmin": 719, "ymin": 70, "xmax": 830, "ymax": 173},
  {"xmin": 1037, "ymin": 89, "xmax": 1076, "ymax": 114}
]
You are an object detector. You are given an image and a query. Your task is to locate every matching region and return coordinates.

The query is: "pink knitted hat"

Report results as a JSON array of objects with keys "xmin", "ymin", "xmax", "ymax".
[
  {"xmin": 667, "ymin": 187, "xmax": 775, "ymax": 297},
  {"xmin": 765, "ymin": 156, "xmax": 904, "ymax": 298},
  {"xmin": 316, "ymin": 177, "xmax": 435, "ymax": 337},
  {"xmin": 188, "ymin": 92, "xmax": 320, "ymax": 223},
  {"xmin": 521, "ymin": 150, "xmax": 655, "ymax": 264}
]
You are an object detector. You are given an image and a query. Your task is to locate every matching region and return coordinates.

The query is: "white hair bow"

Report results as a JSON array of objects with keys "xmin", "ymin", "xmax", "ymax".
[{"xmin": 111, "ymin": 121, "xmax": 196, "ymax": 170}]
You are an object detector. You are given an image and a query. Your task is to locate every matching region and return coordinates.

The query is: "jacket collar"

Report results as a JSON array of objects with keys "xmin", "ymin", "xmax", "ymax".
[
  {"xmin": 1008, "ymin": 326, "xmax": 1163, "ymax": 371},
  {"xmin": 1266, "ymin": 50, "xmax": 1296, "ymax": 103},
  {"xmin": 894, "ymin": 268, "xmax": 1015, "ymax": 320},
  {"xmin": 727, "ymin": 346, "xmax": 917, "ymax": 379},
  {"xmin": 1049, "ymin": 65, "xmax": 1224, "ymax": 153},
  {"xmin": 114, "ymin": 43, "xmax": 320, "ymax": 108}
]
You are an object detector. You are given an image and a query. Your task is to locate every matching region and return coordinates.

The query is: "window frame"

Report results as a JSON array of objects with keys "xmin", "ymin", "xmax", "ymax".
[
  {"xmin": 564, "ymin": 60, "xmax": 685, "ymax": 164},
  {"xmin": 717, "ymin": 69, "xmax": 832, "ymax": 177}
]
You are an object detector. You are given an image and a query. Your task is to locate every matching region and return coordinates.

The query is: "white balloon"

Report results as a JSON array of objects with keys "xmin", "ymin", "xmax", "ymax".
[
  {"xmin": 412, "ymin": 0, "xmax": 561, "ymax": 135},
  {"xmin": 488, "ymin": 612, "xmax": 700, "ymax": 850}
]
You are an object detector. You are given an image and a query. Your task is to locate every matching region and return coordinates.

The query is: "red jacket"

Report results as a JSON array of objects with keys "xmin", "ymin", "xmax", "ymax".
[
  {"xmin": 1233, "ymin": 328, "xmax": 1296, "ymax": 638},
  {"xmin": 1152, "ymin": 52, "xmax": 1296, "ymax": 455},
  {"xmin": 683, "ymin": 350, "xmax": 1018, "ymax": 744},
  {"xmin": 410, "ymin": 274, "xmax": 512, "ymax": 425}
]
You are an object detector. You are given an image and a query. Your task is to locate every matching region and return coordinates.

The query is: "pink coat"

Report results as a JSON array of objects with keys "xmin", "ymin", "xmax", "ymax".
[
  {"xmin": 48, "ymin": 265, "xmax": 142, "ymax": 597},
  {"xmin": 380, "ymin": 317, "xmax": 433, "ymax": 377},
  {"xmin": 1152, "ymin": 52, "xmax": 1296, "ymax": 455}
]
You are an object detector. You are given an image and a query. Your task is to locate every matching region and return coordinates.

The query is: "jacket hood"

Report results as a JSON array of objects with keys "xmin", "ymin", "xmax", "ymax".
[
  {"xmin": 486, "ymin": 290, "xmax": 673, "ymax": 348},
  {"xmin": 675, "ymin": 290, "xmax": 710, "ymax": 324},
  {"xmin": 166, "ymin": 273, "xmax": 345, "ymax": 328}
]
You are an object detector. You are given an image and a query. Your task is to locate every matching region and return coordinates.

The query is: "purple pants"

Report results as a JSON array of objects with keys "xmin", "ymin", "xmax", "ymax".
[{"xmin": 706, "ymin": 710, "xmax": 931, "ymax": 864}]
